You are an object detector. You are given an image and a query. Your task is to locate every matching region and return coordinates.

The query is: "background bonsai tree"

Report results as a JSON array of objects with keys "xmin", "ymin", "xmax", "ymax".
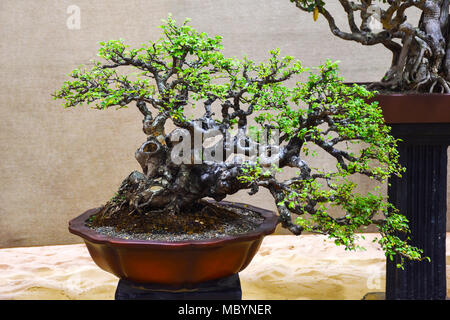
[
  {"xmin": 54, "ymin": 16, "xmax": 424, "ymax": 265},
  {"xmin": 290, "ymin": 0, "xmax": 450, "ymax": 93}
]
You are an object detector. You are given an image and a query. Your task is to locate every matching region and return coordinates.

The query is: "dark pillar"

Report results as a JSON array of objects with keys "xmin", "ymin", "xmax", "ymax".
[
  {"xmin": 386, "ymin": 123, "xmax": 449, "ymax": 300},
  {"xmin": 115, "ymin": 273, "xmax": 242, "ymax": 300}
]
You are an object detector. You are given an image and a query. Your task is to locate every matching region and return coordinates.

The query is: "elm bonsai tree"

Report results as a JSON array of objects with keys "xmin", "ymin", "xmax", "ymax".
[
  {"xmin": 290, "ymin": 0, "xmax": 450, "ymax": 93},
  {"xmin": 54, "ymin": 17, "xmax": 424, "ymax": 264}
]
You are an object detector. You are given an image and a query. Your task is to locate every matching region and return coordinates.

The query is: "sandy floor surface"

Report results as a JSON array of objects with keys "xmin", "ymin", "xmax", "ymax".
[{"xmin": 0, "ymin": 233, "xmax": 449, "ymax": 300}]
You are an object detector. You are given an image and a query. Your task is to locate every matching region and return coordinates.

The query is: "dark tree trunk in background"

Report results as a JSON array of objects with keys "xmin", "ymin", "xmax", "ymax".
[
  {"xmin": 292, "ymin": 0, "xmax": 450, "ymax": 92},
  {"xmin": 386, "ymin": 124, "xmax": 449, "ymax": 300}
]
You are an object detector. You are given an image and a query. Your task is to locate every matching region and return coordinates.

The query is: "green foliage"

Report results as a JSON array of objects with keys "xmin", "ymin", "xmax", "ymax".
[
  {"xmin": 54, "ymin": 15, "xmax": 229, "ymax": 119},
  {"xmin": 292, "ymin": 0, "xmax": 325, "ymax": 11},
  {"xmin": 110, "ymin": 192, "xmax": 126, "ymax": 204},
  {"xmin": 237, "ymin": 60, "xmax": 424, "ymax": 266}
]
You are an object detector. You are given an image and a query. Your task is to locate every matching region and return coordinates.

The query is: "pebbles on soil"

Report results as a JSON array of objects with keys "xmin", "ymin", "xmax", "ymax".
[{"xmin": 88, "ymin": 205, "xmax": 265, "ymax": 242}]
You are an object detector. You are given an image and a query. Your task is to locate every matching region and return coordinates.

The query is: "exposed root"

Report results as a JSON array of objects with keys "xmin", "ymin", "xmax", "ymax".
[
  {"xmin": 367, "ymin": 74, "xmax": 450, "ymax": 93},
  {"xmin": 434, "ymin": 76, "xmax": 450, "ymax": 92}
]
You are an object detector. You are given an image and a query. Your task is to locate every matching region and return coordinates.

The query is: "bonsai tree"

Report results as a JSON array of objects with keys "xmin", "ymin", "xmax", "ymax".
[
  {"xmin": 290, "ymin": 0, "xmax": 450, "ymax": 93},
  {"xmin": 54, "ymin": 17, "xmax": 424, "ymax": 265}
]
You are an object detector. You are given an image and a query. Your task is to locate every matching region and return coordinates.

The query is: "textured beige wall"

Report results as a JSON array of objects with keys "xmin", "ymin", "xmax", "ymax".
[{"xmin": 0, "ymin": 0, "xmax": 448, "ymax": 248}]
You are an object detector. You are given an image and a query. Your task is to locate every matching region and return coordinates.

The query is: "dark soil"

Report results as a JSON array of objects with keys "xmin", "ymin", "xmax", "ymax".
[{"xmin": 86, "ymin": 201, "xmax": 265, "ymax": 242}]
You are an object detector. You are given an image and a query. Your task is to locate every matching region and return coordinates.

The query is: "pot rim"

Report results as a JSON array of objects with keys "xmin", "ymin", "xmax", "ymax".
[
  {"xmin": 375, "ymin": 92, "xmax": 450, "ymax": 97},
  {"xmin": 369, "ymin": 91, "xmax": 450, "ymax": 124},
  {"xmin": 69, "ymin": 200, "xmax": 279, "ymax": 249},
  {"xmin": 347, "ymin": 82, "xmax": 450, "ymax": 96}
]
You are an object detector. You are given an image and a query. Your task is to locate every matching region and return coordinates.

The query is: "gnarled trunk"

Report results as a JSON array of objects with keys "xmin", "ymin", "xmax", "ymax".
[
  {"xmin": 405, "ymin": 0, "xmax": 448, "ymax": 91},
  {"xmin": 379, "ymin": 0, "xmax": 450, "ymax": 92},
  {"xmin": 94, "ymin": 117, "xmax": 255, "ymax": 224}
]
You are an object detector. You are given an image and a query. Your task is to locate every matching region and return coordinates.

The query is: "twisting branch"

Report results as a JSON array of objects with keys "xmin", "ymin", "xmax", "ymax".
[{"xmin": 290, "ymin": 0, "xmax": 450, "ymax": 92}]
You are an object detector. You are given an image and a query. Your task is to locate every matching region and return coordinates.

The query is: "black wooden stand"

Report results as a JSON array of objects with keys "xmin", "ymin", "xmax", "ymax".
[
  {"xmin": 115, "ymin": 273, "xmax": 242, "ymax": 300},
  {"xmin": 386, "ymin": 123, "xmax": 449, "ymax": 300}
]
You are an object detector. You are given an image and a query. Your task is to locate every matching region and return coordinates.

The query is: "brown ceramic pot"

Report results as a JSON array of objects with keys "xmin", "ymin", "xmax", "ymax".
[
  {"xmin": 372, "ymin": 92, "xmax": 450, "ymax": 124},
  {"xmin": 69, "ymin": 201, "xmax": 279, "ymax": 285}
]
